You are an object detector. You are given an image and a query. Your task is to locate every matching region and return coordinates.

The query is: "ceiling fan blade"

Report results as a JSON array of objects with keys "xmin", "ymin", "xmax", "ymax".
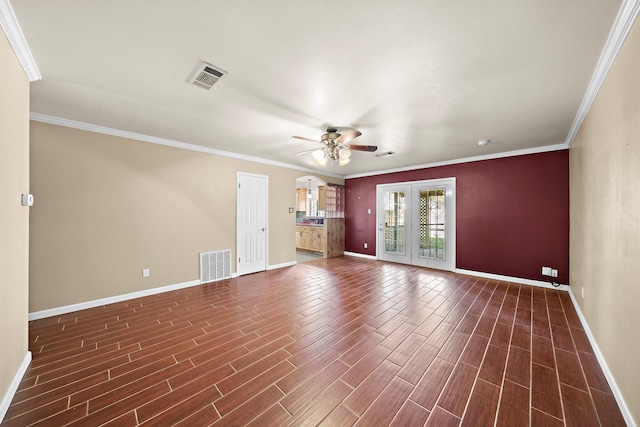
[
  {"xmin": 293, "ymin": 149, "xmax": 318, "ymax": 156},
  {"xmin": 348, "ymin": 144, "xmax": 378, "ymax": 152},
  {"xmin": 335, "ymin": 129, "xmax": 362, "ymax": 144},
  {"xmin": 293, "ymin": 136, "xmax": 321, "ymax": 143}
]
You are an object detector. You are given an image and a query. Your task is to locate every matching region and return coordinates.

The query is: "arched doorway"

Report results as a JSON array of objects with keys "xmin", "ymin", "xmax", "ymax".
[{"xmin": 295, "ymin": 175, "xmax": 326, "ymax": 262}]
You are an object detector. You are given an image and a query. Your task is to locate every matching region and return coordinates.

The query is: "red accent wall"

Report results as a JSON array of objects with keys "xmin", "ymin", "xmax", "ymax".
[{"xmin": 345, "ymin": 150, "xmax": 570, "ymax": 284}]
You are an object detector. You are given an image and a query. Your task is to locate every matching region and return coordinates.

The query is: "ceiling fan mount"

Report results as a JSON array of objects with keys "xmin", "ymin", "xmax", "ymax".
[{"xmin": 293, "ymin": 127, "xmax": 377, "ymax": 167}]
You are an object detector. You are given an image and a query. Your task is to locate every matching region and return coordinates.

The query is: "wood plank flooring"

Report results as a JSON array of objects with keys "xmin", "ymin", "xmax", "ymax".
[{"xmin": 2, "ymin": 257, "xmax": 626, "ymax": 426}]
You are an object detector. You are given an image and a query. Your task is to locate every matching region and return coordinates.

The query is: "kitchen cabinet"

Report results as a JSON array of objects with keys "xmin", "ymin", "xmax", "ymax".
[
  {"xmin": 296, "ymin": 226, "xmax": 325, "ymax": 253},
  {"xmin": 295, "ymin": 221, "xmax": 344, "ymax": 257},
  {"xmin": 324, "ymin": 218, "xmax": 345, "ymax": 258},
  {"xmin": 318, "ymin": 185, "xmax": 326, "ymax": 210},
  {"xmin": 295, "ymin": 183, "xmax": 345, "ymax": 257},
  {"xmin": 296, "ymin": 188, "xmax": 307, "ymax": 212},
  {"xmin": 317, "ymin": 184, "xmax": 344, "ymax": 216},
  {"xmin": 311, "ymin": 230, "xmax": 325, "ymax": 252}
]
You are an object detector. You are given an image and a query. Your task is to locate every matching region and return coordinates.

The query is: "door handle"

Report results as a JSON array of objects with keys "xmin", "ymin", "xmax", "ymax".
[{"xmin": 261, "ymin": 228, "xmax": 265, "ymax": 232}]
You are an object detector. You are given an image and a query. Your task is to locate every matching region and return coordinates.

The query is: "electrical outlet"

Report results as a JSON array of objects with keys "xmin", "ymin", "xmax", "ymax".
[
  {"xmin": 364, "ymin": 243, "xmax": 368, "ymax": 248},
  {"xmin": 367, "ymin": 208, "xmax": 371, "ymax": 214},
  {"xmin": 142, "ymin": 269, "xmax": 150, "ymax": 278},
  {"xmin": 542, "ymin": 266, "xmax": 558, "ymax": 278}
]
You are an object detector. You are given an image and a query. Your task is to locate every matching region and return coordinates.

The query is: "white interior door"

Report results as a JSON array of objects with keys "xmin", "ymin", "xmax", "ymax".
[
  {"xmin": 377, "ymin": 178, "xmax": 456, "ymax": 271},
  {"xmin": 237, "ymin": 172, "xmax": 268, "ymax": 276}
]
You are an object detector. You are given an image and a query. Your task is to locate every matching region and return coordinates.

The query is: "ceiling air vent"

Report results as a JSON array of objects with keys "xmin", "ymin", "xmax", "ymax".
[
  {"xmin": 189, "ymin": 62, "xmax": 227, "ymax": 90},
  {"xmin": 375, "ymin": 151, "xmax": 396, "ymax": 157}
]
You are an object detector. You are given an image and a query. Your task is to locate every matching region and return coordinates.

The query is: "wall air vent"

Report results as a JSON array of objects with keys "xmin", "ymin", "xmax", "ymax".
[
  {"xmin": 200, "ymin": 250, "xmax": 231, "ymax": 283},
  {"xmin": 189, "ymin": 62, "xmax": 227, "ymax": 90},
  {"xmin": 375, "ymin": 151, "xmax": 396, "ymax": 157}
]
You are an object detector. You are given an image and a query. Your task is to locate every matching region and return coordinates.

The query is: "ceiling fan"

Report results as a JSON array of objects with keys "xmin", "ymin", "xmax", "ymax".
[{"xmin": 293, "ymin": 128, "xmax": 377, "ymax": 166}]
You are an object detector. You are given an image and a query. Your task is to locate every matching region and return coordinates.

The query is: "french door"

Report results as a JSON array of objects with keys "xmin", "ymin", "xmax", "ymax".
[
  {"xmin": 237, "ymin": 172, "xmax": 268, "ymax": 276},
  {"xmin": 377, "ymin": 178, "xmax": 456, "ymax": 271}
]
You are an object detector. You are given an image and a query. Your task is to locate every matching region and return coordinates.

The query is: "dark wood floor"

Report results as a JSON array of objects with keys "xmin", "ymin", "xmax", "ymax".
[{"xmin": 2, "ymin": 257, "xmax": 626, "ymax": 426}]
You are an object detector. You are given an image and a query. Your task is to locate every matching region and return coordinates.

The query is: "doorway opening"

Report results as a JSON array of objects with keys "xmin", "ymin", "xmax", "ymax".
[{"xmin": 295, "ymin": 175, "xmax": 326, "ymax": 263}]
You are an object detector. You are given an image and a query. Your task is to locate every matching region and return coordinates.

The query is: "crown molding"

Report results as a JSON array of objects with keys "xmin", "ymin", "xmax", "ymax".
[
  {"xmin": 0, "ymin": 0, "xmax": 41, "ymax": 81},
  {"xmin": 565, "ymin": 0, "xmax": 640, "ymax": 147},
  {"xmin": 344, "ymin": 143, "xmax": 568, "ymax": 179},
  {"xmin": 29, "ymin": 113, "xmax": 344, "ymax": 179},
  {"xmin": 31, "ymin": 111, "xmax": 571, "ymax": 182}
]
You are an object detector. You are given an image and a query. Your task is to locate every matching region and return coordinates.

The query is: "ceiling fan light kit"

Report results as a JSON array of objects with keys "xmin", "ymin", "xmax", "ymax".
[
  {"xmin": 293, "ymin": 127, "xmax": 377, "ymax": 167},
  {"xmin": 312, "ymin": 149, "xmax": 327, "ymax": 166}
]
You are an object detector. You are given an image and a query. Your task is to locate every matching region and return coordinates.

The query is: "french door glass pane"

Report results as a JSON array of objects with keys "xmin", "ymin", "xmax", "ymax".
[
  {"xmin": 419, "ymin": 188, "xmax": 445, "ymax": 260},
  {"xmin": 384, "ymin": 191, "xmax": 405, "ymax": 254}
]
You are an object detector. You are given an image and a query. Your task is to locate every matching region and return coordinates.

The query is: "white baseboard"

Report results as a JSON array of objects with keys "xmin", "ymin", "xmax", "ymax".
[
  {"xmin": 567, "ymin": 288, "xmax": 637, "ymax": 427},
  {"xmin": 268, "ymin": 261, "xmax": 296, "ymax": 270},
  {"xmin": 28, "ymin": 265, "xmax": 297, "ymax": 321},
  {"xmin": 341, "ymin": 256, "xmax": 570, "ymax": 291},
  {"xmin": 455, "ymin": 268, "xmax": 570, "ymax": 292},
  {"xmin": 344, "ymin": 251, "xmax": 377, "ymax": 260},
  {"xmin": 0, "ymin": 351, "xmax": 31, "ymax": 423},
  {"xmin": 28, "ymin": 279, "xmax": 201, "ymax": 321}
]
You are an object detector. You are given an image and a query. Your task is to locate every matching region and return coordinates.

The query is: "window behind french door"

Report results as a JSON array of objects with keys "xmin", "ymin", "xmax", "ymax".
[{"xmin": 377, "ymin": 178, "xmax": 456, "ymax": 271}]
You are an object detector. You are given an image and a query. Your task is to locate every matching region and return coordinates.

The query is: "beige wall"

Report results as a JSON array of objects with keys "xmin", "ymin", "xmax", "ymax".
[
  {"xmin": 29, "ymin": 121, "xmax": 342, "ymax": 312},
  {"xmin": 0, "ymin": 33, "xmax": 30, "ymax": 412},
  {"xmin": 570, "ymin": 18, "xmax": 640, "ymax": 425}
]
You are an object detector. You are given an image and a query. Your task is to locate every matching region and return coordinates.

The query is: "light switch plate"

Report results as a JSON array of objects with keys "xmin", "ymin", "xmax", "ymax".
[{"xmin": 21, "ymin": 193, "xmax": 34, "ymax": 206}]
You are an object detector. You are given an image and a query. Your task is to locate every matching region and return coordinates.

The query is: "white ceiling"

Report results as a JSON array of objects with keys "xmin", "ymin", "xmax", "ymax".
[{"xmin": 11, "ymin": 0, "xmax": 623, "ymax": 176}]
